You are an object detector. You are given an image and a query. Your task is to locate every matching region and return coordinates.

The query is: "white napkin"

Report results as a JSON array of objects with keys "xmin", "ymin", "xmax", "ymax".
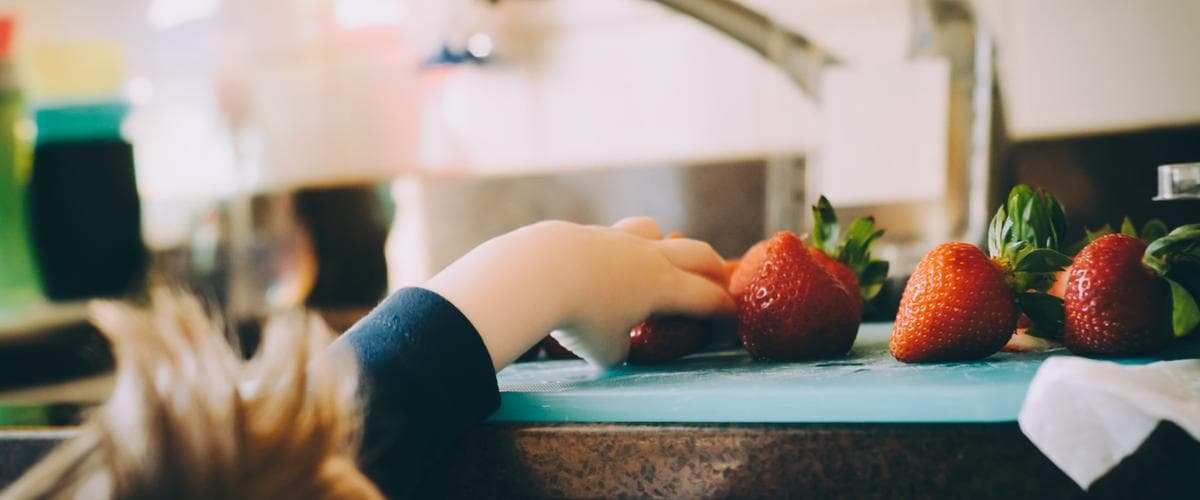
[{"xmin": 1019, "ymin": 356, "xmax": 1200, "ymax": 489}]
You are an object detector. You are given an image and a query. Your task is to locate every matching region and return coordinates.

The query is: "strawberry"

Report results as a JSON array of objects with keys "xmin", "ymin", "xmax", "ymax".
[
  {"xmin": 891, "ymin": 243, "xmax": 1018, "ymax": 361},
  {"xmin": 891, "ymin": 185, "xmax": 1071, "ymax": 362},
  {"xmin": 629, "ymin": 315, "xmax": 716, "ymax": 365},
  {"xmin": 737, "ymin": 231, "xmax": 860, "ymax": 360},
  {"xmin": 809, "ymin": 247, "xmax": 862, "ymax": 319},
  {"xmin": 1017, "ymin": 218, "xmax": 1164, "ymax": 329},
  {"xmin": 1043, "ymin": 216, "xmax": 1175, "ymax": 349},
  {"xmin": 1062, "ymin": 235, "xmax": 1169, "ymax": 356},
  {"xmin": 1063, "ymin": 227, "xmax": 1200, "ymax": 356}
]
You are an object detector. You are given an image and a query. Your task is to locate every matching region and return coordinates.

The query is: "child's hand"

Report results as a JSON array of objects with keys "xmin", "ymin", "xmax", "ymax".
[{"xmin": 425, "ymin": 217, "xmax": 734, "ymax": 370}]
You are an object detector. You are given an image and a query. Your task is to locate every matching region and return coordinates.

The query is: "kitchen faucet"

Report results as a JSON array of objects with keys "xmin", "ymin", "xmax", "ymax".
[{"xmin": 649, "ymin": 0, "xmax": 997, "ymax": 271}]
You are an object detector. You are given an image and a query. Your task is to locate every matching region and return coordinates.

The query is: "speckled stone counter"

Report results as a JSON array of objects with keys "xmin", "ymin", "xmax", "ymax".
[
  {"xmin": 5, "ymin": 421, "xmax": 1198, "ymax": 497},
  {"xmin": 425, "ymin": 422, "xmax": 1082, "ymax": 498}
]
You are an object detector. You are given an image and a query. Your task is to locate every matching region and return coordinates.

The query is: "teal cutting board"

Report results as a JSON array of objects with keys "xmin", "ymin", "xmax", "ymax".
[{"xmin": 491, "ymin": 322, "xmax": 1198, "ymax": 424}]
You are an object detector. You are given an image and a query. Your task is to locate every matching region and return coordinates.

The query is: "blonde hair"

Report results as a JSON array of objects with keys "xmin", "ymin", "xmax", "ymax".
[{"xmin": 0, "ymin": 290, "xmax": 381, "ymax": 500}]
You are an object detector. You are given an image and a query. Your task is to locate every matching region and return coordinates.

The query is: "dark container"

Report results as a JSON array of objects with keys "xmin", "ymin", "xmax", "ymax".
[{"xmin": 27, "ymin": 103, "xmax": 146, "ymax": 300}]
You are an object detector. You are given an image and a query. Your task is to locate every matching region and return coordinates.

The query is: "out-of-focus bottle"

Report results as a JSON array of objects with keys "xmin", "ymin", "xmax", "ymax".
[
  {"xmin": 0, "ymin": 17, "xmax": 42, "ymax": 308},
  {"xmin": 24, "ymin": 42, "xmax": 146, "ymax": 301}
]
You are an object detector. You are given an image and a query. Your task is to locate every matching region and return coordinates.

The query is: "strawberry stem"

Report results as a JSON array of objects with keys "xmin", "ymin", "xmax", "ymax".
[
  {"xmin": 809, "ymin": 195, "xmax": 889, "ymax": 304},
  {"xmin": 989, "ymin": 184, "xmax": 1073, "ymax": 336},
  {"xmin": 1066, "ymin": 217, "xmax": 1169, "ymax": 255}
]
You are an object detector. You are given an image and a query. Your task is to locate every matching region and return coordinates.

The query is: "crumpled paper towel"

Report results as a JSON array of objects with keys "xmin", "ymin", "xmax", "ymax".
[{"xmin": 1019, "ymin": 356, "xmax": 1200, "ymax": 489}]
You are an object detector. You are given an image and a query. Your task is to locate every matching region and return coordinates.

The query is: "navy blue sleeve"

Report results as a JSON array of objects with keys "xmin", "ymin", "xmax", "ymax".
[{"xmin": 331, "ymin": 287, "xmax": 500, "ymax": 499}]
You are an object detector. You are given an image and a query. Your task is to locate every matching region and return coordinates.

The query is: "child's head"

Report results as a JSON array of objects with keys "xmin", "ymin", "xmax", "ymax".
[{"xmin": 1, "ymin": 290, "xmax": 381, "ymax": 500}]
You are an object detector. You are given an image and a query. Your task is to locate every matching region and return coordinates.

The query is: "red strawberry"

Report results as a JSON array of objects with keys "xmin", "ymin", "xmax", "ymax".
[
  {"xmin": 809, "ymin": 246, "xmax": 863, "ymax": 319},
  {"xmin": 891, "ymin": 185, "xmax": 1071, "ymax": 362},
  {"xmin": 737, "ymin": 231, "xmax": 859, "ymax": 360},
  {"xmin": 1017, "ymin": 217, "xmax": 1162, "ymax": 333},
  {"xmin": 891, "ymin": 243, "xmax": 1018, "ymax": 362},
  {"xmin": 1063, "ymin": 234, "xmax": 1172, "ymax": 356},
  {"xmin": 1051, "ymin": 215, "xmax": 1180, "ymax": 352},
  {"xmin": 629, "ymin": 315, "xmax": 715, "ymax": 365}
]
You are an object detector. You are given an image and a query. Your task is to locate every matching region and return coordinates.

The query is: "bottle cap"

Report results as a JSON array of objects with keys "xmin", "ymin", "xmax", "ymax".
[{"xmin": 34, "ymin": 101, "xmax": 128, "ymax": 144}]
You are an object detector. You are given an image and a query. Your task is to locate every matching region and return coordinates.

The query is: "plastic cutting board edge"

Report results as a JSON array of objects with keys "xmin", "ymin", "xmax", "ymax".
[{"xmin": 491, "ymin": 322, "xmax": 1199, "ymax": 424}]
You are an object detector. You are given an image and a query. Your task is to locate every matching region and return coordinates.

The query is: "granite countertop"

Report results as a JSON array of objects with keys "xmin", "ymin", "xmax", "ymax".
[{"xmin": 8, "ymin": 420, "xmax": 1199, "ymax": 497}]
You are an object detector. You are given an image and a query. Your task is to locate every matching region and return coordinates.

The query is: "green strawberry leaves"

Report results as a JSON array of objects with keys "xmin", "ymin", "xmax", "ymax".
[
  {"xmin": 1144, "ymin": 223, "xmax": 1200, "ymax": 338},
  {"xmin": 991, "ymin": 185, "xmax": 1069, "ymax": 259},
  {"xmin": 1120, "ymin": 217, "xmax": 1137, "ymax": 237},
  {"xmin": 810, "ymin": 195, "xmax": 889, "ymax": 304},
  {"xmin": 1047, "ymin": 194, "xmax": 1068, "ymax": 250},
  {"xmin": 1166, "ymin": 278, "xmax": 1200, "ymax": 338},
  {"xmin": 859, "ymin": 259, "xmax": 890, "ymax": 302},
  {"xmin": 1011, "ymin": 247, "xmax": 1073, "ymax": 291},
  {"xmin": 812, "ymin": 196, "xmax": 839, "ymax": 256},
  {"xmin": 1067, "ymin": 217, "xmax": 1170, "ymax": 255},
  {"xmin": 1016, "ymin": 291, "xmax": 1065, "ymax": 339},
  {"xmin": 1141, "ymin": 219, "xmax": 1170, "ymax": 242},
  {"xmin": 990, "ymin": 185, "xmax": 1071, "ymax": 292},
  {"xmin": 841, "ymin": 217, "xmax": 884, "ymax": 275},
  {"xmin": 988, "ymin": 206, "xmax": 1006, "ymax": 257},
  {"xmin": 998, "ymin": 184, "xmax": 1068, "ymax": 253},
  {"xmin": 1014, "ymin": 248, "xmax": 1073, "ymax": 274},
  {"xmin": 987, "ymin": 185, "xmax": 1073, "ymax": 336},
  {"xmin": 1144, "ymin": 223, "xmax": 1200, "ymax": 273}
]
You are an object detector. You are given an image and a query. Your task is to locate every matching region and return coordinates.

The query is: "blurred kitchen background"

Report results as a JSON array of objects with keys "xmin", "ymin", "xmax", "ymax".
[{"xmin": 2, "ymin": 0, "xmax": 1200, "ymax": 384}]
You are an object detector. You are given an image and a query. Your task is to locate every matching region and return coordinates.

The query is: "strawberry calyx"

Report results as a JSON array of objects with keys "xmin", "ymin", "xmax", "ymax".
[
  {"xmin": 987, "ymin": 184, "xmax": 1072, "ymax": 339},
  {"xmin": 811, "ymin": 195, "xmax": 889, "ymax": 304},
  {"xmin": 1143, "ymin": 223, "xmax": 1200, "ymax": 337},
  {"xmin": 1065, "ymin": 217, "xmax": 1168, "ymax": 255}
]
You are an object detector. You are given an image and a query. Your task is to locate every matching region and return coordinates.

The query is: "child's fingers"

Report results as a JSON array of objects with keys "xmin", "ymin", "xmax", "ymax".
[
  {"xmin": 656, "ymin": 238, "xmax": 727, "ymax": 285},
  {"xmin": 611, "ymin": 216, "xmax": 662, "ymax": 240},
  {"xmin": 660, "ymin": 271, "xmax": 736, "ymax": 315}
]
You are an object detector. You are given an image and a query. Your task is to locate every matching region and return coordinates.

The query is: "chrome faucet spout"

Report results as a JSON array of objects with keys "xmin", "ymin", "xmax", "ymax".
[{"xmin": 650, "ymin": 0, "xmax": 839, "ymax": 97}]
